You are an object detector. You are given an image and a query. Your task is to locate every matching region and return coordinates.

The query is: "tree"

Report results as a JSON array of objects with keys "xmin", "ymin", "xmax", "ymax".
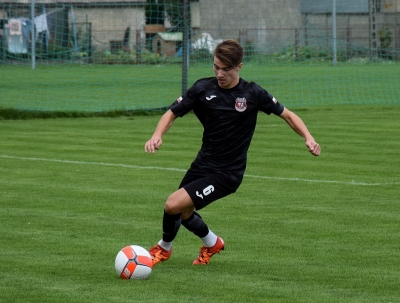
[
  {"xmin": 162, "ymin": 0, "xmax": 190, "ymax": 32},
  {"xmin": 146, "ymin": 0, "xmax": 164, "ymax": 25}
]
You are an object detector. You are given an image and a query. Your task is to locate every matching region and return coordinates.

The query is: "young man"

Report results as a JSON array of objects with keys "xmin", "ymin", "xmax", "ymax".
[{"xmin": 144, "ymin": 40, "xmax": 321, "ymax": 266}]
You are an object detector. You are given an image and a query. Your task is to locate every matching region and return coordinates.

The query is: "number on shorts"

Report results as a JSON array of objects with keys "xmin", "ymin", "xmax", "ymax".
[{"xmin": 203, "ymin": 185, "xmax": 214, "ymax": 196}]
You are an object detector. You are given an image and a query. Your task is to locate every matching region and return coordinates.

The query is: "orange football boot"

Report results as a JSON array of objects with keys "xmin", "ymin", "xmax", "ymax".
[
  {"xmin": 149, "ymin": 244, "xmax": 172, "ymax": 266},
  {"xmin": 193, "ymin": 237, "xmax": 224, "ymax": 265}
]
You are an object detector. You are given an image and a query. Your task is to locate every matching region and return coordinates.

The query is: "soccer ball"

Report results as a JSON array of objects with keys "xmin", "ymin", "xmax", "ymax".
[{"xmin": 115, "ymin": 245, "xmax": 153, "ymax": 279}]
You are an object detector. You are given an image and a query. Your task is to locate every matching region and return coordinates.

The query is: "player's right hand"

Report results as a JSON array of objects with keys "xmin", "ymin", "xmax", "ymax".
[
  {"xmin": 306, "ymin": 139, "xmax": 321, "ymax": 156},
  {"xmin": 144, "ymin": 137, "xmax": 162, "ymax": 153}
]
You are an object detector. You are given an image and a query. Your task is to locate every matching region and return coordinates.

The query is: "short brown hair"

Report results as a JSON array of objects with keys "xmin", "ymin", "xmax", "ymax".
[{"xmin": 213, "ymin": 40, "xmax": 243, "ymax": 68}]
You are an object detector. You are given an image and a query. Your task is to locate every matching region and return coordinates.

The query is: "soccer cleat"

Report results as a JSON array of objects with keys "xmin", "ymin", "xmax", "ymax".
[
  {"xmin": 149, "ymin": 244, "xmax": 172, "ymax": 266},
  {"xmin": 192, "ymin": 236, "xmax": 225, "ymax": 265}
]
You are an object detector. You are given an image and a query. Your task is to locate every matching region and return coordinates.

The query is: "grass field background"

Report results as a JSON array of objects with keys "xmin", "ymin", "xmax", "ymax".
[
  {"xmin": 1, "ymin": 62, "xmax": 399, "ymax": 112},
  {"xmin": 0, "ymin": 105, "xmax": 399, "ymax": 302}
]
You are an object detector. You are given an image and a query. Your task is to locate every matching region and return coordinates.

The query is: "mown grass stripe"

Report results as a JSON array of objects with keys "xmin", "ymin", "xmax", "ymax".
[{"xmin": 1, "ymin": 154, "xmax": 397, "ymax": 187}]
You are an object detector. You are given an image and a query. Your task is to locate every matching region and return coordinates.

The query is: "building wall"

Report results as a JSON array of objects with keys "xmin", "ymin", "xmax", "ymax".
[
  {"xmin": 71, "ymin": 7, "xmax": 145, "ymax": 51},
  {"xmin": 382, "ymin": 0, "xmax": 400, "ymax": 13},
  {"xmin": 194, "ymin": 0, "xmax": 304, "ymax": 53},
  {"xmin": 305, "ymin": 11, "xmax": 399, "ymax": 49},
  {"xmin": 1, "ymin": 0, "xmax": 398, "ymax": 55},
  {"xmin": 191, "ymin": 0, "xmax": 399, "ymax": 52},
  {"xmin": 0, "ymin": 1, "xmax": 146, "ymax": 52}
]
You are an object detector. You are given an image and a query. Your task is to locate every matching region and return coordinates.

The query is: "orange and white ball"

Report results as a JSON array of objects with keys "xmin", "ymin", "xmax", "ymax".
[{"xmin": 115, "ymin": 245, "xmax": 152, "ymax": 279}]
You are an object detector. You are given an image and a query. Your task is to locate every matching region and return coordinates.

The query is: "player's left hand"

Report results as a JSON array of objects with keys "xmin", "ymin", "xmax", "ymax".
[
  {"xmin": 144, "ymin": 137, "xmax": 162, "ymax": 153},
  {"xmin": 306, "ymin": 140, "xmax": 321, "ymax": 156}
]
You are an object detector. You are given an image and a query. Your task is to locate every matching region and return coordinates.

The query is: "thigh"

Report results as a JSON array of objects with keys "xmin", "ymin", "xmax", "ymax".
[
  {"xmin": 183, "ymin": 173, "xmax": 240, "ymax": 211},
  {"xmin": 178, "ymin": 163, "xmax": 204, "ymax": 189}
]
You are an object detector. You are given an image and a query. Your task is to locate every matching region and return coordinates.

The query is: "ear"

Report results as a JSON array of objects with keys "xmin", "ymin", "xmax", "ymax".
[{"xmin": 237, "ymin": 63, "xmax": 243, "ymax": 71}]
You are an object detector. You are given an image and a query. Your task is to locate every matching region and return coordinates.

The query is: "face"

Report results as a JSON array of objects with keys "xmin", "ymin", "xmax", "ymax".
[{"xmin": 213, "ymin": 57, "xmax": 242, "ymax": 89}]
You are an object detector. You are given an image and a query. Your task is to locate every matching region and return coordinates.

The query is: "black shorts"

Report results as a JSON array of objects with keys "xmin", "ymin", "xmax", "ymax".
[{"xmin": 179, "ymin": 165, "xmax": 242, "ymax": 211}]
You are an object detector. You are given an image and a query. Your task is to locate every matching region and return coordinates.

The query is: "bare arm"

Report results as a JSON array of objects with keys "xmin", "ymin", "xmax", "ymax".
[
  {"xmin": 279, "ymin": 108, "xmax": 321, "ymax": 156},
  {"xmin": 144, "ymin": 109, "xmax": 177, "ymax": 153}
]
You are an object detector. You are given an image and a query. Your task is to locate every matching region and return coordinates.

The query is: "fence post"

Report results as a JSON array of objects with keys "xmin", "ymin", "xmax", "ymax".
[
  {"xmin": 182, "ymin": 0, "xmax": 189, "ymax": 96},
  {"xmin": 295, "ymin": 28, "xmax": 299, "ymax": 59},
  {"xmin": 239, "ymin": 29, "xmax": 246, "ymax": 45},
  {"xmin": 347, "ymin": 25, "xmax": 351, "ymax": 60},
  {"xmin": 396, "ymin": 13, "xmax": 400, "ymax": 57},
  {"xmin": 31, "ymin": 0, "xmax": 36, "ymax": 69},
  {"xmin": 369, "ymin": 0, "xmax": 378, "ymax": 59},
  {"xmin": 332, "ymin": 0, "xmax": 337, "ymax": 66},
  {"xmin": 136, "ymin": 30, "xmax": 141, "ymax": 64}
]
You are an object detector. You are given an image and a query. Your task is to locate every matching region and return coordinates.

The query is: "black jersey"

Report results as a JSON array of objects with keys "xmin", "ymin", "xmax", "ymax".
[{"xmin": 170, "ymin": 77, "xmax": 284, "ymax": 180}]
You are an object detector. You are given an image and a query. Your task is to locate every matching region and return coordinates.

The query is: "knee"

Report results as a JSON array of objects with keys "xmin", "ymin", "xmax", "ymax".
[
  {"xmin": 163, "ymin": 188, "xmax": 194, "ymax": 215},
  {"xmin": 164, "ymin": 195, "xmax": 181, "ymax": 215}
]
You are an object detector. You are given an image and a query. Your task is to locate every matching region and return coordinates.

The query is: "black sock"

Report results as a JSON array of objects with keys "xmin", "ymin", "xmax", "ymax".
[
  {"xmin": 182, "ymin": 211, "xmax": 209, "ymax": 238},
  {"xmin": 162, "ymin": 210, "xmax": 182, "ymax": 242}
]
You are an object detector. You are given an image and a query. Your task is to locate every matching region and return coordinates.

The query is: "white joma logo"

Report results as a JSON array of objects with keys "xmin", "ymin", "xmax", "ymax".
[
  {"xmin": 196, "ymin": 191, "xmax": 203, "ymax": 199},
  {"xmin": 206, "ymin": 95, "xmax": 216, "ymax": 101}
]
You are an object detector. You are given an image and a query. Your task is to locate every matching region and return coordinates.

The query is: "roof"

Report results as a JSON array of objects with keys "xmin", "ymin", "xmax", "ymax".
[{"xmin": 157, "ymin": 32, "xmax": 182, "ymax": 42}]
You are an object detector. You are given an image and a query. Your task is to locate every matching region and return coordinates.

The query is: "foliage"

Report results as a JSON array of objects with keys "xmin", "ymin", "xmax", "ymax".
[
  {"xmin": 190, "ymin": 48, "xmax": 213, "ymax": 61},
  {"xmin": 163, "ymin": 0, "xmax": 190, "ymax": 32},
  {"xmin": 243, "ymin": 41, "xmax": 256, "ymax": 59},
  {"xmin": 146, "ymin": 0, "xmax": 165, "ymax": 25},
  {"xmin": 90, "ymin": 49, "xmax": 182, "ymax": 65},
  {"xmin": 378, "ymin": 28, "xmax": 393, "ymax": 49}
]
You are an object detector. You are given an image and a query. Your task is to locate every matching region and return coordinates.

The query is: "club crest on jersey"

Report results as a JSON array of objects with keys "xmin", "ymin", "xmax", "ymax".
[
  {"xmin": 177, "ymin": 96, "xmax": 183, "ymax": 103},
  {"xmin": 235, "ymin": 97, "xmax": 247, "ymax": 112}
]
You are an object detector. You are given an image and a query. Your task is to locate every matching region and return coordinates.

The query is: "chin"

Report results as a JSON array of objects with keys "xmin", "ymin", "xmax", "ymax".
[{"xmin": 218, "ymin": 80, "xmax": 227, "ymax": 87}]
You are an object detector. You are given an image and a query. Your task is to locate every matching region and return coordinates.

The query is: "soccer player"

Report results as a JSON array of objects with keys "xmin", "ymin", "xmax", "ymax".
[{"xmin": 144, "ymin": 39, "xmax": 321, "ymax": 266}]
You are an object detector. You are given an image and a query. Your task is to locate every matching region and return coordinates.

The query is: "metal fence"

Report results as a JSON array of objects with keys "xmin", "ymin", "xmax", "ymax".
[{"xmin": 1, "ymin": 0, "xmax": 400, "ymax": 111}]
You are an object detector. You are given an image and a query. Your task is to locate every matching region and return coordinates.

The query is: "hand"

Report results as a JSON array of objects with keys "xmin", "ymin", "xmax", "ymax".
[
  {"xmin": 144, "ymin": 137, "xmax": 162, "ymax": 153},
  {"xmin": 306, "ymin": 140, "xmax": 321, "ymax": 156}
]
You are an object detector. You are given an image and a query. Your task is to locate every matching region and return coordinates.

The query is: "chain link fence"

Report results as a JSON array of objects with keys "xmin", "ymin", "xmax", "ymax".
[{"xmin": 1, "ymin": 0, "xmax": 399, "ymax": 111}]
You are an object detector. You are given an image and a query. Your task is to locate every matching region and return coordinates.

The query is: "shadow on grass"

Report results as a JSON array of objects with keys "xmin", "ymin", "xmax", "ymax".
[{"xmin": 0, "ymin": 107, "xmax": 167, "ymax": 120}]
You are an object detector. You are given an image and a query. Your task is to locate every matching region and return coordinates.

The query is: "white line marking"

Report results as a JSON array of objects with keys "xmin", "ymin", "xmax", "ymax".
[
  {"xmin": 0, "ymin": 154, "xmax": 187, "ymax": 172},
  {"xmin": 244, "ymin": 174, "xmax": 394, "ymax": 186},
  {"xmin": 0, "ymin": 154, "xmax": 398, "ymax": 186}
]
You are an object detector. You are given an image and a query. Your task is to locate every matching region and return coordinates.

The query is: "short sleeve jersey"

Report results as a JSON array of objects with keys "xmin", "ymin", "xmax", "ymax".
[{"xmin": 170, "ymin": 77, "xmax": 284, "ymax": 179}]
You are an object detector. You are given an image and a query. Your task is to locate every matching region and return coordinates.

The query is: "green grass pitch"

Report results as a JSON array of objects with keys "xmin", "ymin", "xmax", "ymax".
[
  {"xmin": 0, "ymin": 105, "xmax": 399, "ymax": 302},
  {"xmin": 1, "ymin": 62, "xmax": 399, "ymax": 112}
]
